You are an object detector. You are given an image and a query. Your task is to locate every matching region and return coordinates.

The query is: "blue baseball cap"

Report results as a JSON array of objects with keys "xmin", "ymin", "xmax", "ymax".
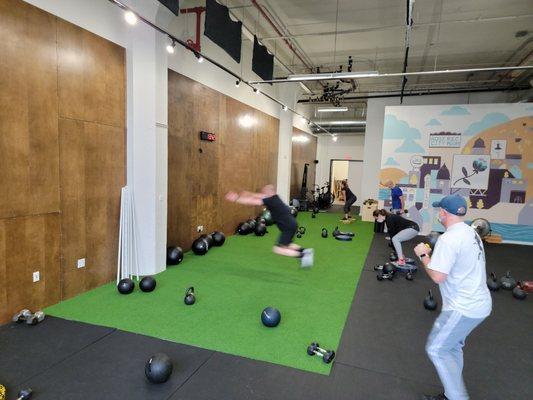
[{"xmin": 432, "ymin": 194, "xmax": 467, "ymax": 216}]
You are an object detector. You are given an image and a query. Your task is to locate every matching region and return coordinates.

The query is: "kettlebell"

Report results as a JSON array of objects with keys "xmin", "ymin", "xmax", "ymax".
[
  {"xmin": 298, "ymin": 226, "xmax": 306, "ymax": 235},
  {"xmin": 311, "ymin": 213, "xmax": 316, "ymax": 219},
  {"xmin": 406, "ymin": 272, "xmax": 414, "ymax": 281},
  {"xmin": 389, "ymin": 252, "xmax": 398, "ymax": 262},
  {"xmin": 184, "ymin": 287, "xmax": 196, "ymax": 305},
  {"xmin": 500, "ymin": 271, "xmax": 517, "ymax": 290},
  {"xmin": 332, "ymin": 226, "xmax": 341, "ymax": 237},
  {"xmin": 296, "ymin": 233, "xmax": 302, "ymax": 238},
  {"xmin": 321, "ymin": 228, "xmax": 328, "ymax": 238},
  {"xmin": 487, "ymin": 272, "xmax": 500, "ymax": 291},
  {"xmin": 512, "ymin": 283, "xmax": 527, "ymax": 300},
  {"xmin": 423, "ymin": 290, "xmax": 438, "ymax": 311}
]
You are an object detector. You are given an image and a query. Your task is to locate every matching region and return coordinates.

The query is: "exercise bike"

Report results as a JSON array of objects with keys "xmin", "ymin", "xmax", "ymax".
[{"xmin": 311, "ymin": 182, "xmax": 335, "ymax": 210}]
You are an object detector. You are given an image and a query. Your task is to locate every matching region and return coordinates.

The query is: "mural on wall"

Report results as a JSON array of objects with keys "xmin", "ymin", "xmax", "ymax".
[{"xmin": 378, "ymin": 104, "xmax": 533, "ymax": 242}]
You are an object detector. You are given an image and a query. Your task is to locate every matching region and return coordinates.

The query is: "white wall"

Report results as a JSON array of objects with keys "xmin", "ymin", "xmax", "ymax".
[
  {"xmin": 315, "ymin": 135, "xmax": 365, "ymax": 186},
  {"xmin": 361, "ymin": 91, "xmax": 516, "ymax": 202}
]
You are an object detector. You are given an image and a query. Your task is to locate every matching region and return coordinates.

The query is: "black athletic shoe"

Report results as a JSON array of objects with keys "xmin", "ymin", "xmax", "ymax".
[{"xmin": 422, "ymin": 393, "xmax": 448, "ymax": 400}]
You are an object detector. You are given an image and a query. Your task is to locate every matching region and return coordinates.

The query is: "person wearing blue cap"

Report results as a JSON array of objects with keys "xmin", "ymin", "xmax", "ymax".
[{"xmin": 414, "ymin": 194, "xmax": 492, "ymax": 400}]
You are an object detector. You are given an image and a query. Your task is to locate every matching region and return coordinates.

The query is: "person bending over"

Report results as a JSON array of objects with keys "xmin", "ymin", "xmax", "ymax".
[
  {"xmin": 373, "ymin": 209, "xmax": 419, "ymax": 265},
  {"xmin": 414, "ymin": 194, "xmax": 491, "ymax": 400},
  {"xmin": 225, "ymin": 185, "xmax": 313, "ymax": 267},
  {"xmin": 385, "ymin": 180, "xmax": 405, "ymax": 215},
  {"xmin": 341, "ymin": 180, "xmax": 357, "ymax": 221}
]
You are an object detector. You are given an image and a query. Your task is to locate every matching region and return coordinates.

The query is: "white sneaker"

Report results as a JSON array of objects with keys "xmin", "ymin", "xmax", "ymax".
[{"xmin": 301, "ymin": 248, "xmax": 314, "ymax": 268}]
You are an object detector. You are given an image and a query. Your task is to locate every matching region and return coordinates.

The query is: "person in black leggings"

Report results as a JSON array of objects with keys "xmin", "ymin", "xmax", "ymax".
[
  {"xmin": 373, "ymin": 209, "xmax": 419, "ymax": 265},
  {"xmin": 225, "ymin": 185, "xmax": 314, "ymax": 267},
  {"xmin": 341, "ymin": 180, "xmax": 357, "ymax": 221}
]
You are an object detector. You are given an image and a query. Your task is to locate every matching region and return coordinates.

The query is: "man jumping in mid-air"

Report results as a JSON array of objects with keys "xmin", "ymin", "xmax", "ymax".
[{"xmin": 225, "ymin": 184, "xmax": 314, "ymax": 268}]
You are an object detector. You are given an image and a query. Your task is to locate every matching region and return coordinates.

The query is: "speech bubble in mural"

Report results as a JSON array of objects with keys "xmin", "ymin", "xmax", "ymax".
[
  {"xmin": 410, "ymin": 155, "xmax": 423, "ymax": 169},
  {"xmin": 451, "ymin": 155, "xmax": 490, "ymax": 189}
]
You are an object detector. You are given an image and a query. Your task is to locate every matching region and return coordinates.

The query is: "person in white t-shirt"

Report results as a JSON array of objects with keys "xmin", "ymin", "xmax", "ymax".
[{"xmin": 414, "ymin": 194, "xmax": 492, "ymax": 400}]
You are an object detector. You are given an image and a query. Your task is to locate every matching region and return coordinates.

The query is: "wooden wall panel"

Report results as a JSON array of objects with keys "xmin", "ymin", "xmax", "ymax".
[
  {"xmin": 168, "ymin": 71, "xmax": 280, "ymax": 250},
  {"xmin": 0, "ymin": 0, "xmax": 126, "ymax": 323},
  {"xmin": 290, "ymin": 128, "xmax": 317, "ymax": 200},
  {"xmin": 0, "ymin": 214, "xmax": 61, "ymax": 316},
  {"xmin": 0, "ymin": 0, "xmax": 59, "ymax": 218},
  {"xmin": 57, "ymin": 19, "xmax": 126, "ymax": 128}
]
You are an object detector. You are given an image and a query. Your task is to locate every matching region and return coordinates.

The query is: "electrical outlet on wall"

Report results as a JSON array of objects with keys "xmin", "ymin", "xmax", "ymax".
[
  {"xmin": 33, "ymin": 271, "xmax": 40, "ymax": 283},
  {"xmin": 197, "ymin": 225, "xmax": 204, "ymax": 233},
  {"xmin": 77, "ymin": 258, "xmax": 86, "ymax": 269}
]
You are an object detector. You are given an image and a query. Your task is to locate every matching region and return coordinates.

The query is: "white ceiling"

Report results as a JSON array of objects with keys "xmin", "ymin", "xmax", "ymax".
[{"xmin": 216, "ymin": 0, "xmax": 533, "ymax": 99}]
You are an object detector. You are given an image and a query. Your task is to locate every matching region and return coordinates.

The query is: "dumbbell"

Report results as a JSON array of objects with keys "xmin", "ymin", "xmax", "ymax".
[
  {"xmin": 17, "ymin": 388, "xmax": 33, "ymax": 400},
  {"xmin": 377, "ymin": 271, "xmax": 394, "ymax": 281},
  {"xmin": 306, "ymin": 342, "xmax": 335, "ymax": 364},
  {"xmin": 26, "ymin": 311, "xmax": 45, "ymax": 326},
  {"xmin": 12, "ymin": 309, "xmax": 32, "ymax": 323}
]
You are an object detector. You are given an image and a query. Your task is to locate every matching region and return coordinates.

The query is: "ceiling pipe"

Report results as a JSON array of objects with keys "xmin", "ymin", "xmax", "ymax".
[
  {"xmin": 298, "ymin": 85, "xmax": 529, "ymax": 102},
  {"xmin": 400, "ymin": 0, "xmax": 415, "ymax": 103},
  {"xmin": 259, "ymin": 14, "xmax": 533, "ymax": 41},
  {"xmin": 249, "ymin": 65, "xmax": 533, "ymax": 84}
]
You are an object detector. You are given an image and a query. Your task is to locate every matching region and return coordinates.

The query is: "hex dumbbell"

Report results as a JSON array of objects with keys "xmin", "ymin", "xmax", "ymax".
[
  {"xmin": 306, "ymin": 342, "xmax": 336, "ymax": 364},
  {"xmin": 26, "ymin": 311, "xmax": 45, "ymax": 326},
  {"xmin": 12, "ymin": 309, "xmax": 32, "ymax": 323}
]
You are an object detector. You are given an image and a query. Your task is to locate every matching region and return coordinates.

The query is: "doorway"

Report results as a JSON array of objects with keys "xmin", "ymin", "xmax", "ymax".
[{"xmin": 329, "ymin": 159, "xmax": 364, "ymax": 208}]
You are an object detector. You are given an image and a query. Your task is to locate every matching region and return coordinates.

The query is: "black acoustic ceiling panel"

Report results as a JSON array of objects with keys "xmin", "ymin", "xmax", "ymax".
[
  {"xmin": 204, "ymin": 0, "xmax": 242, "ymax": 63},
  {"xmin": 158, "ymin": 0, "xmax": 180, "ymax": 16},
  {"xmin": 252, "ymin": 36, "xmax": 274, "ymax": 82}
]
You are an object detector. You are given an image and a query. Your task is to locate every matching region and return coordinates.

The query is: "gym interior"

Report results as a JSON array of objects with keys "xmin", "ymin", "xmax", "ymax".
[{"xmin": 1, "ymin": 1, "xmax": 532, "ymax": 399}]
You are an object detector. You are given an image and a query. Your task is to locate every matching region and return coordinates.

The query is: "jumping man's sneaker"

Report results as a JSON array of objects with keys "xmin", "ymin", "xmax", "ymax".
[{"xmin": 301, "ymin": 248, "xmax": 314, "ymax": 268}]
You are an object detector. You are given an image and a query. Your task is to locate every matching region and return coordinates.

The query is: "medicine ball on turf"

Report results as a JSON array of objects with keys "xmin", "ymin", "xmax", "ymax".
[
  {"xmin": 289, "ymin": 206, "xmax": 298, "ymax": 217},
  {"xmin": 247, "ymin": 219, "xmax": 257, "ymax": 231},
  {"xmin": 117, "ymin": 278, "xmax": 134, "ymax": 294},
  {"xmin": 145, "ymin": 353, "xmax": 173, "ymax": 383},
  {"xmin": 254, "ymin": 223, "xmax": 267, "ymax": 236},
  {"xmin": 192, "ymin": 237, "xmax": 209, "ymax": 255},
  {"xmin": 139, "ymin": 276, "xmax": 156, "ymax": 292},
  {"xmin": 200, "ymin": 234, "xmax": 214, "ymax": 248},
  {"xmin": 237, "ymin": 222, "xmax": 251, "ymax": 235},
  {"xmin": 166, "ymin": 246, "xmax": 184, "ymax": 265},
  {"xmin": 261, "ymin": 307, "xmax": 281, "ymax": 327},
  {"xmin": 211, "ymin": 231, "xmax": 225, "ymax": 246}
]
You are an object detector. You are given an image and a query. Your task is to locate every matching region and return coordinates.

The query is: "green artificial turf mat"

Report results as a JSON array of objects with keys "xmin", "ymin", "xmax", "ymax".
[{"xmin": 46, "ymin": 212, "xmax": 374, "ymax": 374}]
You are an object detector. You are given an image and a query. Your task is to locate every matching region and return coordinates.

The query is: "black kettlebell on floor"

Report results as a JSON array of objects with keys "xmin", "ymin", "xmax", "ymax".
[
  {"xmin": 406, "ymin": 272, "xmax": 414, "ymax": 281},
  {"xmin": 321, "ymin": 228, "xmax": 328, "ymax": 238},
  {"xmin": 298, "ymin": 226, "xmax": 306, "ymax": 235},
  {"xmin": 296, "ymin": 233, "xmax": 302, "ymax": 238},
  {"xmin": 424, "ymin": 290, "xmax": 438, "ymax": 311},
  {"xmin": 487, "ymin": 272, "xmax": 500, "ymax": 291},
  {"xmin": 184, "ymin": 287, "xmax": 196, "ymax": 305},
  {"xmin": 500, "ymin": 271, "xmax": 517, "ymax": 290},
  {"xmin": 512, "ymin": 283, "xmax": 527, "ymax": 300},
  {"xmin": 389, "ymin": 252, "xmax": 398, "ymax": 262},
  {"xmin": 311, "ymin": 213, "xmax": 316, "ymax": 219}
]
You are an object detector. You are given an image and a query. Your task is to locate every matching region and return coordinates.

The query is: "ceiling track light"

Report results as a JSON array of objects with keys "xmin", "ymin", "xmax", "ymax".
[
  {"xmin": 235, "ymin": 80, "xmax": 241, "ymax": 87},
  {"xmin": 253, "ymin": 88, "xmax": 260, "ymax": 94},
  {"xmin": 124, "ymin": 10, "xmax": 138, "ymax": 25},
  {"xmin": 194, "ymin": 52, "xmax": 204, "ymax": 63},
  {"xmin": 166, "ymin": 39, "xmax": 176, "ymax": 54},
  {"xmin": 282, "ymin": 105, "xmax": 288, "ymax": 111}
]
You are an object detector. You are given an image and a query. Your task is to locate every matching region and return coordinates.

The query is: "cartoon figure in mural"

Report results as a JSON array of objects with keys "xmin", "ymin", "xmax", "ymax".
[{"xmin": 384, "ymin": 180, "xmax": 405, "ymax": 214}]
